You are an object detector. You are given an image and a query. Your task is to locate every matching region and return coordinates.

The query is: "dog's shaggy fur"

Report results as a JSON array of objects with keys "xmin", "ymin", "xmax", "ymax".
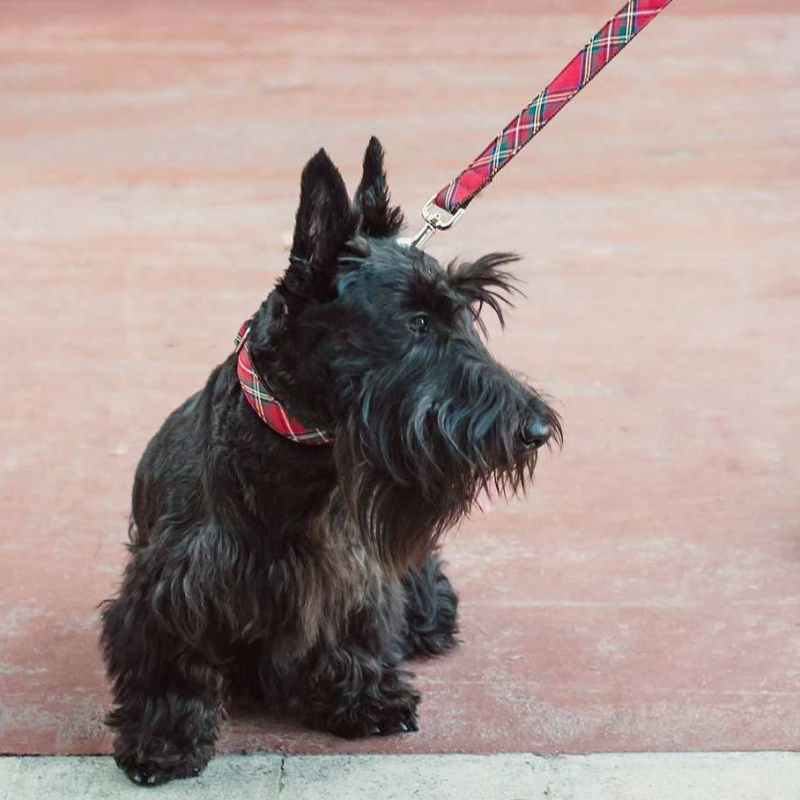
[{"xmin": 100, "ymin": 138, "xmax": 560, "ymax": 786}]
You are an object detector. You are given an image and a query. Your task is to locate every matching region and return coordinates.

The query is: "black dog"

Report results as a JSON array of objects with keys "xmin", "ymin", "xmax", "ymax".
[{"xmin": 100, "ymin": 138, "xmax": 560, "ymax": 786}]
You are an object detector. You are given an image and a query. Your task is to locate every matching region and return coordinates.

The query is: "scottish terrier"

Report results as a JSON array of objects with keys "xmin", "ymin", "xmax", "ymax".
[{"xmin": 100, "ymin": 137, "xmax": 560, "ymax": 786}]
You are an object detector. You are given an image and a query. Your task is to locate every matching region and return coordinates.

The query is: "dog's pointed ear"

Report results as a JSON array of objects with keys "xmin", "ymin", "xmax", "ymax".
[
  {"xmin": 282, "ymin": 149, "xmax": 358, "ymax": 307},
  {"xmin": 291, "ymin": 148, "xmax": 356, "ymax": 266},
  {"xmin": 354, "ymin": 136, "xmax": 404, "ymax": 238}
]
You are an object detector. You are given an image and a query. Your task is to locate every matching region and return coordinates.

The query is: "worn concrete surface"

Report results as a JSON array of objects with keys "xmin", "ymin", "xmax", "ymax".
[
  {"xmin": 1, "ymin": 0, "xmax": 798, "ymax": 758},
  {"xmin": 2, "ymin": 753, "xmax": 800, "ymax": 800}
]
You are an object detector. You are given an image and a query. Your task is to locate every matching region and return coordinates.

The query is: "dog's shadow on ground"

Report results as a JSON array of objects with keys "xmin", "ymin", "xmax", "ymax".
[
  {"xmin": 220, "ymin": 698, "xmax": 323, "ymax": 751},
  {"xmin": 222, "ymin": 687, "xmax": 432, "ymax": 752}
]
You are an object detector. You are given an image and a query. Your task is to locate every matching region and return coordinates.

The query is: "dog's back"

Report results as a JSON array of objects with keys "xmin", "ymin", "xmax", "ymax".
[{"xmin": 128, "ymin": 364, "xmax": 231, "ymax": 548}]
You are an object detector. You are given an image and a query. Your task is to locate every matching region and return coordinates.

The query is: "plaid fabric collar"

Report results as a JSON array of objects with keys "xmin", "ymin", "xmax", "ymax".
[{"xmin": 235, "ymin": 320, "xmax": 333, "ymax": 446}]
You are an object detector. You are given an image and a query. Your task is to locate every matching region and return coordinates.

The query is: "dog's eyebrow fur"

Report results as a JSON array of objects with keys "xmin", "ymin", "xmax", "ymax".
[
  {"xmin": 407, "ymin": 260, "xmax": 463, "ymax": 322},
  {"xmin": 446, "ymin": 253, "xmax": 521, "ymax": 332}
]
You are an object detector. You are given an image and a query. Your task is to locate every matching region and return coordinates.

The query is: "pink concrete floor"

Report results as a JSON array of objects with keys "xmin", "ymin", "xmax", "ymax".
[{"xmin": 1, "ymin": 0, "xmax": 798, "ymax": 756}]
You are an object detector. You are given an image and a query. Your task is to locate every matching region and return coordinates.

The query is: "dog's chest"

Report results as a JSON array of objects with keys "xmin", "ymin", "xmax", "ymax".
[{"xmin": 263, "ymin": 495, "xmax": 395, "ymax": 656}]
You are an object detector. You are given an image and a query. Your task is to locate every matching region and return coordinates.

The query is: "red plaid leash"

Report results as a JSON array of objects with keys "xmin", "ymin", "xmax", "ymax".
[
  {"xmin": 235, "ymin": 320, "xmax": 333, "ymax": 445},
  {"xmin": 407, "ymin": 0, "xmax": 675, "ymax": 248}
]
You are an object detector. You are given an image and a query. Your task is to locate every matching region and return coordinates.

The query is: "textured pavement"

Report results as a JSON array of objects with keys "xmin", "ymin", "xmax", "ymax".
[
  {"xmin": 1, "ymin": 0, "xmax": 798, "ymax": 759},
  {"xmin": 2, "ymin": 753, "xmax": 800, "ymax": 800}
]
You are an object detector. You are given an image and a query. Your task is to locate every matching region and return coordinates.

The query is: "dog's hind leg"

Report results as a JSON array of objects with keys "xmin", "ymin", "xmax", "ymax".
[
  {"xmin": 401, "ymin": 551, "xmax": 459, "ymax": 659},
  {"xmin": 100, "ymin": 564, "xmax": 226, "ymax": 786}
]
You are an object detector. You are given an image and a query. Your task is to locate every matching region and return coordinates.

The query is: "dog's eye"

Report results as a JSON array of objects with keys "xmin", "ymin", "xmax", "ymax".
[{"xmin": 408, "ymin": 313, "xmax": 430, "ymax": 335}]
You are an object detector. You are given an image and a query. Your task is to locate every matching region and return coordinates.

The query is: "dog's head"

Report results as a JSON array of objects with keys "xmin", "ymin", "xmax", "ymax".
[{"xmin": 249, "ymin": 138, "xmax": 561, "ymax": 569}]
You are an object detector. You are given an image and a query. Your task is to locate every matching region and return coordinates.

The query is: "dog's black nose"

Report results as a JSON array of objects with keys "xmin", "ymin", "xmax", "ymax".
[{"xmin": 520, "ymin": 419, "xmax": 551, "ymax": 451}]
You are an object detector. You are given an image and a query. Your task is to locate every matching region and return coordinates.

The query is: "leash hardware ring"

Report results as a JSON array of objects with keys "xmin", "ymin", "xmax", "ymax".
[{"xmin": 407, "ymin": 195, "xmax": 465, "ymax": 248}]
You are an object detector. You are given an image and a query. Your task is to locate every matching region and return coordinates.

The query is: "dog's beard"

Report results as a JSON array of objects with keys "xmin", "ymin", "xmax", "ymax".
[{"xmin": 333, "ymin": 356, "xmax": 560, "ymax": 572}]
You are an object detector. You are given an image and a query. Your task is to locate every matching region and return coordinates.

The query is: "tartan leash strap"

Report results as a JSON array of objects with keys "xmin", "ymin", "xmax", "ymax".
[
  {"xmin": 408, "ymin": 0, "xmax": 674, "ymax": 248},
  {"xmin": 235, "ymin": 320, "xmax": 333, "ymax": 445}
]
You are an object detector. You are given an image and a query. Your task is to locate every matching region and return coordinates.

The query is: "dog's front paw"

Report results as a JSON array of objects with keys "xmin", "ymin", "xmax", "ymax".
[
  {"xmin": 121, "ymin": 760, "xmax": 200, "ymax": 788},
  {"xmin": 362, "ymin": 685, "xmax": 420, "ymax": 738},
  {"xmin": 114, "ymin": 738, "xmax": 212, "ymax": 787},
  {"xmin": 307, "ymin": 671, "xmax": 421, "ymax": 739}
]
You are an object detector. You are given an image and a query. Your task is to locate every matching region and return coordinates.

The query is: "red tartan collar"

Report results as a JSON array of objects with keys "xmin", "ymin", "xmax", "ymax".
[{"xmin": 234, "ymin": 320, "xmax": 333, "ymax": 446}]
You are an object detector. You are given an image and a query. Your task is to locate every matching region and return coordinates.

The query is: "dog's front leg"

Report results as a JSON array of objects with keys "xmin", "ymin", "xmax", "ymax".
[
  {"xmin": 101, "ymin": 582, "xmax": 226, "ymax": 786},
  {"xmin": 301, "ymin": 643, "xmax": 420, "ymax": 738}
]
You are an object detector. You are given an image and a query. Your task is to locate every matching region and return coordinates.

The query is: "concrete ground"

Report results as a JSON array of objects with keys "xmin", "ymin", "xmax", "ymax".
[
  {"xmin": 2, "ymin": 753, "xmax": 800, "ymax": 800},
  {"xmin": 0, "ymin": 0, "xmax": 798, "ymax": 797}
]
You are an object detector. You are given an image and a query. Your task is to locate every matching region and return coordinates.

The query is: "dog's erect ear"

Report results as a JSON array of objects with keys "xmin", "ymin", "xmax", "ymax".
[
  {"xmin": 282, "ymin": 149, "xmax": 358, "ymax": 307},
  {"xmin": 291, "ymin": 148, "xmax": 356, "ymax": 266},
  {"xmin": 354, "ymin": 136, "xmax": 404, "ymax": 238}
]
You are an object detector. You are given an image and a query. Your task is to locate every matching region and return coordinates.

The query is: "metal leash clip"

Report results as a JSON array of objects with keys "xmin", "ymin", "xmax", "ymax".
[{"xmin": 400, "ymin": 195, "xmax": 465, "ymax": 249}]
